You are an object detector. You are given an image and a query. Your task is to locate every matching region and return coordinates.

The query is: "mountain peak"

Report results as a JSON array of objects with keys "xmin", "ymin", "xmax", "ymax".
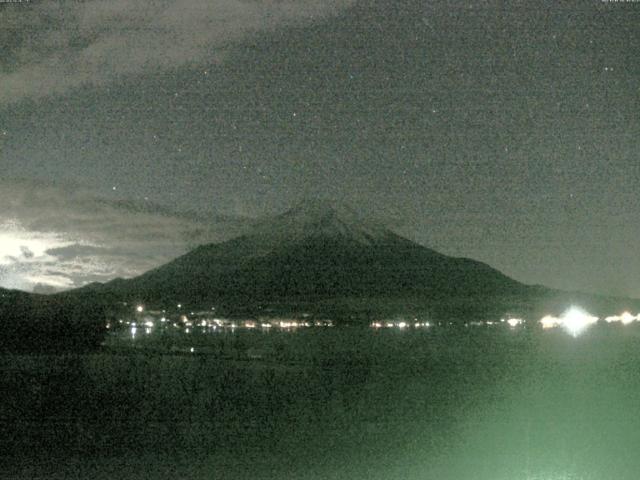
[
  {"xmin": 250, "ymin": 199, "xmax": 398, "ymax": 246},
  {"xmin": 289, "ymin": 197, "xmax": 341, "ymax": 215},
  {"xmin": 286, "ymin": 198, "xmax": 354, "ymax": 225}
]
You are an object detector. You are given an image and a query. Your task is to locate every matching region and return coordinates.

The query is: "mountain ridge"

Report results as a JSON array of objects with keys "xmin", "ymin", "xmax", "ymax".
[
  {"xmin": 38, "ymin": 200, "xmax": 640, "ymax": 319},
  {"xmin": 70, "ymin": 200, "xmax": 532, "ymax": 312}
]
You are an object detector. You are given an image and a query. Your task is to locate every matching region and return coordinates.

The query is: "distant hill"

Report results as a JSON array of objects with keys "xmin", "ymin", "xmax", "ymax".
[
  {"xmin": 0, "ymin": 287, "xmax": 106, "ymax": 353},
  {"xmin": 0, "ymin": 287, "xmax": 35, "ymax": 307}
]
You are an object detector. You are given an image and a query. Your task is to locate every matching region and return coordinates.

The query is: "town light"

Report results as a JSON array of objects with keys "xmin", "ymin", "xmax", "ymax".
[
  {"xmin": 540, "ymin": 315, "xmax": 560, "ymax": 329},
  {"xmin": 605, "ymin": 312, "xmax": 639, "ymax": 325},
  {"xmin": 561, "ymin": 307, "xmax": 598, "ymax": 336},
  {"xmin": 506, "ymin": 318, "xmax": 523, "ymax": 328}
]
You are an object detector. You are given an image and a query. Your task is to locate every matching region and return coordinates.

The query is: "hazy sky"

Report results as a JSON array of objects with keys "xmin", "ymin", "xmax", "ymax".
[{"xmin": 1, "ymin": 0, "xmax": 639, "ymax": 296}]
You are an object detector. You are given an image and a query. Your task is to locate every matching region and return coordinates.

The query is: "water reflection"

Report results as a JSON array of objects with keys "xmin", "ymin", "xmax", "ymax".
[{"xmin": 11, "ymin": 319, "xmax": 640, "ymax": 480}]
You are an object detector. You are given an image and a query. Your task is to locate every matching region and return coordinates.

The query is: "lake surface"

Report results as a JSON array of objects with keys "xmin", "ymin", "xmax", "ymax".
[{"xmin": 3, "ymin": 324, "xmax": 640, "ymax": 479}]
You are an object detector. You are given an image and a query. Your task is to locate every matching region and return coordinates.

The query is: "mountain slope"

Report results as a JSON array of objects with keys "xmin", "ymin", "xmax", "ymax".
[{"xmin": 90, "ymin": 200, "xmax": 530, "ymax": 308}]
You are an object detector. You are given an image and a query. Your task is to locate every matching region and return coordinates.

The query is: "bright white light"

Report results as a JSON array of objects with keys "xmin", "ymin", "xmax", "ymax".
[
  {"xmin": 144, "ymin": 321, "xmax": 154, "ymax": 328},
  {"xmin": 398, "ymin": 322, "xmax": 407, "ymax": 329},
  {"xmin": 540, "ymin": 309, "xmax": 599, "ymax": 335},
  {"xmin": 506, "ymin": 318, "xmax": 523, "ymax": 328},
  {"xmin": 620, "ymin": 311, "xmax": 636, "ymax": 325},
  {"xmin": 136, "ymin": 305, "xmax": 144, "ymax": 313},
  {"xmin": 560, "ymin": 307, "xmax": 598, "ymax": 336}
]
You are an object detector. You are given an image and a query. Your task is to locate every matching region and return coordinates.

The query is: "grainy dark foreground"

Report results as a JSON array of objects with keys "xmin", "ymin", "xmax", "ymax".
[{"xmin": 3, "ymin": 326, "xmax": 640, "ymax": 480}]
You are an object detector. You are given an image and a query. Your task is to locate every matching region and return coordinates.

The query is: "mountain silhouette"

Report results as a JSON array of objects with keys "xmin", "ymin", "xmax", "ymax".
[{"xmin": 86, "ymin": 200, "xmax": 532, "ymax": 311}]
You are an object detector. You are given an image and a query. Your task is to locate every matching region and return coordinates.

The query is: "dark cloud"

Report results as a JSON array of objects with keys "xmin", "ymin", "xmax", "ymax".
[{"xmin": 0, "ymin": 0, "xmax": 355, "ymax": 104}]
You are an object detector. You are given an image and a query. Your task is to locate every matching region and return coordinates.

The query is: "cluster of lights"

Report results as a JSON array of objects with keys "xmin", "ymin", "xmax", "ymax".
[
  {"xmin": 604, "ymin": 312, "xmax": 640, "ymax": 325},
  {"xmin": 540, "ymin": 315, "xmax": 561, "ymax": 330},
  {"xmin": 122, "ymin": 308, "xmax": 335, "ymax": 337},
  {"xmin": 126, "ymin": 305, "xmax": 640, "ymax": 340},
  {"xmin": 370, "ymin": 321, "xmax": 431, "ymax": 329},
  {"xmin": 277, "ymin": 321, "xmax": 305, "ymax": 328},
  {"xmin": 540, "ymin": 307, "xmax": 599, "ymax": 336},
  {"xmin": 264, "ymin": 319, "xmax": 333, "ymax": 329},
  {"xmin": 504, "ymin": 318, "xmax": 524, "ymax": 328},
  {"xmin": 539, "ymin": 308, "xmax": 640, "ymax": 335}
]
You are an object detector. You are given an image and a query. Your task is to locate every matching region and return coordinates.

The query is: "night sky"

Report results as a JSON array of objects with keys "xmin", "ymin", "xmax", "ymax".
[{"xmin": 1, "ymin": 0, "xmax": 639, "ymax": 296}]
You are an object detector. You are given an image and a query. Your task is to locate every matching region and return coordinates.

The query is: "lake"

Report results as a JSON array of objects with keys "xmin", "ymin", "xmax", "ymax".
[{"xmin": 3, "ymin": 323, "xmax": 640, "ymax": 479}]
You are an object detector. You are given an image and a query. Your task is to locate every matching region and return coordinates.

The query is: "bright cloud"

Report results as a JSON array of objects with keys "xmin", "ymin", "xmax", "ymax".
[
  {"xmin": 0, "ymin": 218, "xmax": 96, "ymax": 291},
  {"xmin": 0, "ymin": 220, "xmax": 74, "ymax": 266},
  {"xmin": 0, "ymin": 179, "xmax": 251, "ymax": 292}
]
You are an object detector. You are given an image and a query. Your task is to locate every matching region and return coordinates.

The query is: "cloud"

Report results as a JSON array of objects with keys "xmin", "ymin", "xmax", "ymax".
[
  {"xmin": 0, "ymin": 178, "xmax": 251, "ymax": 291},
  {"xmin": 0, "ymin": 0, "xmax": 355, "ymax": 104},
  {"xmin": 45, "ymin": 244, "xmax": 112, "ymax": 260}
]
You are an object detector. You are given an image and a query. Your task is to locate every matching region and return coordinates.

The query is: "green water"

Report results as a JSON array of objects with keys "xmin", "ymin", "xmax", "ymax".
[{"xmin": 3, "ymin": 325, "xmax": 640, "ymax": 479}]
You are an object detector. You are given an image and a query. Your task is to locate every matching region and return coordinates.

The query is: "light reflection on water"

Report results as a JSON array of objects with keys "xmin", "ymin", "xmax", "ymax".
[
  {"xmin": 74, "ymin": 324, "xmax": 640, "ymax": 479},
  {"xmin": 110, "ymin": 324, "xmax": 640, "ymax": 480},
  {"xmin": 9, "ymin": 324, "xmax": 640, "ymax": 480},
  {"xmin": 115, "ymin": 317, "xmax": 638, "ymax": 345},
  {"xmin": 119, "ymin": 304, "xmax": 640, "ymax": 343}
]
